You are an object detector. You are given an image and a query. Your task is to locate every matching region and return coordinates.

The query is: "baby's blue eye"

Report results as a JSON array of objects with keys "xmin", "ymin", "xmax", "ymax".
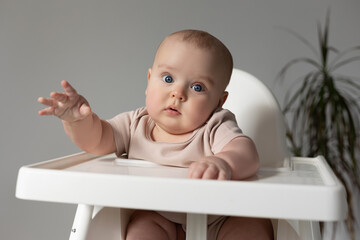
[
  {"xmin": 162, "ymin": 75, "xmax": 173, "ymax": 83},
  {"xmin": 192, "ymin": 84, "xmax": 203, "ymax": 92}
]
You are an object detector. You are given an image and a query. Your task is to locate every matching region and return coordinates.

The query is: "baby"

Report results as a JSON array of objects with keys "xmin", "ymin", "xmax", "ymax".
[{"xmin": 38, "ymin": 30, "xmax": 273, "ymax": 240}]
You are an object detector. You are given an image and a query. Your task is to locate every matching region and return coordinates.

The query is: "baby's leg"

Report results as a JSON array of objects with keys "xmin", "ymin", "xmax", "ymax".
[
  {"xmin": 217, "ymin": 217, "xmax": 274, "ymax": 240},
  {"xmin": 126, "ymin": 210, "xmax": 185, "ymax": 240}
]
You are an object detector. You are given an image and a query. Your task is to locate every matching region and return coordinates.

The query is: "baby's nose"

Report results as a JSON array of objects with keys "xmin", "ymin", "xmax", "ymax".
[{"xmin": 171, "ymin": 87, "xmax": 186, "ymax": 101}]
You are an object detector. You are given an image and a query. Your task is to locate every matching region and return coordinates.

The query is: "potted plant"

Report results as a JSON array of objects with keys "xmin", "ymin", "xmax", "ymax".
[{"xmin": 277, "ymin": 11, "xmax": 360, "ymax": 239}]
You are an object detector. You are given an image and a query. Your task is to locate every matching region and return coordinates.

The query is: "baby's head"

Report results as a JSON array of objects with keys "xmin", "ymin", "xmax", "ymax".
[
  {"xmin": 155, "ymin": 30, "xmax": 233, "ymax": 89},
  {"xmin": 146, "ymin": 30, "xmax": 233, "ymax": 136}
]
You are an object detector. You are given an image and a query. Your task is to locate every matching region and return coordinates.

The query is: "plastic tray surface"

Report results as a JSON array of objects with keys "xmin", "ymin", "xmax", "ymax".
[{"xmin": 16, "ymin": 153, "xmax": 347, "ymax": 221}]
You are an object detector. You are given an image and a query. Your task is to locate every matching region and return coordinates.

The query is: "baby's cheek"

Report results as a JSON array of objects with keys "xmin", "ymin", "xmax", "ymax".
[{"xmin": 145, "ymin": 92, "xmax": 159, "ymax": 112}]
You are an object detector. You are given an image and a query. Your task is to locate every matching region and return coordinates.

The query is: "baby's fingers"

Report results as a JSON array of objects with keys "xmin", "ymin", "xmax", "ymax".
[
  {"xmin": 37, "ymin": 97, "xmax": 56, "ymax": 116},
  {"xmin": 188, "ymin": 162, "xmax": 207, "ymax": 179},
  {"xmin": 61, "ymin": 80, "xmax": 78, "ymax": 98},
  {"xmin": 37, "ymin": 97, "xmax": 55, "ymax": 107},
  {"xmin": 202, "ymin": 165, "xmax": 220, "ymax": 180},
  {"xmin": 38, "ymin": 106, "xmax": 55, "ymax": 116},
  {"xmin": 79, "ymin": 103, "xmax": 91, "ymax": 117},
  {"xmin": 50, "ymin": 91, "xmax": 69, "ymax": 103}
]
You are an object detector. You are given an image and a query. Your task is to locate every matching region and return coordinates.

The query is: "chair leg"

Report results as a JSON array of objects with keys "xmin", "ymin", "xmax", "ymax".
[
  {"xmin": 277, "ymin": 220, "xmax": 321, "ymax": 240},
  {"xmin": 298, "ymin": 221, "xmax": 321, "ymax": 240},
  {"xmin": 186, "ymin": 213, "xmax": 207, "ymax": 240},
  {"xmin": 69, "ymin": 204, "xmax": 94, "ymax": 240}
]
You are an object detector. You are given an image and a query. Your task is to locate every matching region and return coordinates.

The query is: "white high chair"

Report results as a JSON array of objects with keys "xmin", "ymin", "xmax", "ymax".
[{"xmin": 16, "ymin": 69, "xmax": 347, "ymax": 240}]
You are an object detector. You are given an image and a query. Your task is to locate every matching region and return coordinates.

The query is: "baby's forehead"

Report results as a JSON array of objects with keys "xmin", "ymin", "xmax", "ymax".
[
  {"xmin": 162, "ymin": 34, "xmax": 217, "ymax": 52},
  {"xmin": 158, "ymin": 37, "xmax": 221, "ymax": 66}
]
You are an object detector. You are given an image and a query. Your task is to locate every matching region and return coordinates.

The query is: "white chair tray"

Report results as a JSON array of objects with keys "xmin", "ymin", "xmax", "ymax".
[{"xmin": 16, "ymin": 152, "xmax": 347, "ymax": 221}]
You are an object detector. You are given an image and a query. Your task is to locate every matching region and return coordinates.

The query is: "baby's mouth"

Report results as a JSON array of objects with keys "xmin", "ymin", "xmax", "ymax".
[{"xmin": 165, "ymin": 106, "xmax": 181, "ymax": 115}]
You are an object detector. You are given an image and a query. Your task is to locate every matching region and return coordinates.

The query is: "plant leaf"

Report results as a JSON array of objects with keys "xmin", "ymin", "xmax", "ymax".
[
  {"xmin": 277, "ymin": 26, "xmax": 319, "ymax": 58},
  {"xmin": 329, "ymin": 45, "xmax": 360, "ymax": 69},
  {"xmin": 330, "ymin": 56, "xmax": 360, "ymax": 72},
  {"xmin": 277, "ymin": 57, "xmax": 322, "ymax": 84}
]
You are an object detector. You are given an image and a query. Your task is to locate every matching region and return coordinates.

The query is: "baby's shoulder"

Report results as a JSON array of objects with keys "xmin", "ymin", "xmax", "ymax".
[
  {"xmin": 133, "ymin": 106, "xmax": 148, "ymax": 118},
  {"xmin": 208, "ymin": 108, "xmax": 237, "ymax": 124}
]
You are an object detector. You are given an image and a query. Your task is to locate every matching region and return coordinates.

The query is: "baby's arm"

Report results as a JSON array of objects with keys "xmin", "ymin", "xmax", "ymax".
[
  {"xmin": 188, "ymin": 137, "xmax": 259, "ymax": 180},
  {"xmin": 38, "ymin": 80, "xmax": 115, "ymax": 155}
]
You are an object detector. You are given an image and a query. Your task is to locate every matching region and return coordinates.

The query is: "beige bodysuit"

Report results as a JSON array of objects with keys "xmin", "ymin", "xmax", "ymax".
[{"xmin": 108, "ymin": 107, "xmax": 246, "ymax": 239}]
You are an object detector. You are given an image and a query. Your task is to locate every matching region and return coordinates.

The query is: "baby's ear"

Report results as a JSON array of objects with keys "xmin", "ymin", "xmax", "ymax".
[
  {"xmin": 145, "ymin": 68, "xmax": 152, "ymax": 95},
  {"xmin": 218, "ymin": 91, "xmax": 228, "ymax": 107},
  {"xmin": 147, "ymin": 68, "xmax": 152, "ymax": 81}
]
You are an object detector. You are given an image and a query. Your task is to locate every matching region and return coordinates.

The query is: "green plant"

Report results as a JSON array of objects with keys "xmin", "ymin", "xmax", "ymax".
[{"xmin": 277, "ymin": 12, "xmax": 360, "ymax": 239}]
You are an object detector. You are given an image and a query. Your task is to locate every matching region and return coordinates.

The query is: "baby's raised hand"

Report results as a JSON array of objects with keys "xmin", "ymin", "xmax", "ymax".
[
  {"xmin": 38, "ymin": 80, "xmax": 91, "ymax": 122},
  {"xmin": 188, "ymin": 156, "xmax": 232, "ymax": 180}
]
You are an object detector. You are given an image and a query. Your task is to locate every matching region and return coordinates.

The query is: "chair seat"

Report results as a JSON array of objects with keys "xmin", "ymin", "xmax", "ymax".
[{"xmin": 223, "ymin": 69, "xmax": 290, "ymax": 168}]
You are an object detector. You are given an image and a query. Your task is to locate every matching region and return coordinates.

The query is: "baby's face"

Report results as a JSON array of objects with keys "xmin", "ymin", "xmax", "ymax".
[{"xmin": 145, "ymin": 37, "xmax": 228, "ymax": 136}]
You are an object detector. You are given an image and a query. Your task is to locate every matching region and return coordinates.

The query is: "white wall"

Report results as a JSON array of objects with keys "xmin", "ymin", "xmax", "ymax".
[{"xmin": 1, "ymin": 0, "xmax": 359, "ymax": 239}]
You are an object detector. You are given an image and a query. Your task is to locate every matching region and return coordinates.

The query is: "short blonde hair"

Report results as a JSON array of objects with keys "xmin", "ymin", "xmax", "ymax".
[{"xmin": 161, "ymin": 30, "xmax": 233, "ymax": 86}]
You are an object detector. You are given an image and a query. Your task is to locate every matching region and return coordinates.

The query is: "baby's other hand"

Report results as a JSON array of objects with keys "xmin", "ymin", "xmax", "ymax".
[
  {"xmin": 188, "ymin": 156, "xmax": 232, "ymax": 180},
  {"xmin": 38, "ymin": 80, "xmax": 91, "ymax": 122}
]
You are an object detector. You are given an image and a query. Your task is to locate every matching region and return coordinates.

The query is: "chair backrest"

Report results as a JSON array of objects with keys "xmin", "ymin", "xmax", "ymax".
[{"xmin": 223, "ymin": 69, "xmax": 290, "ymax": 168}]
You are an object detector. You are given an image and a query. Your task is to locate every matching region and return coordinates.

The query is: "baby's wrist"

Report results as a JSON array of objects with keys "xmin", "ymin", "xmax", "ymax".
[{"xmin": 62, "ymin": 112, "xmax": 93, "ymax": 125}]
